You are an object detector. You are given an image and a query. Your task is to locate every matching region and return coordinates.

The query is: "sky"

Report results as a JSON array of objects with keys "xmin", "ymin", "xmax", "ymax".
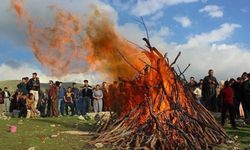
[{"xmin": 0, "ymin": 0, "xmax": 250, "ymax": 83}]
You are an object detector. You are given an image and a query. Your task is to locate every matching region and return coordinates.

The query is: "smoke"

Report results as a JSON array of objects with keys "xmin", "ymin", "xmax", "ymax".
[{"xmin": 11, "ymin": 0, "xmax": 145, "ymax": 80}]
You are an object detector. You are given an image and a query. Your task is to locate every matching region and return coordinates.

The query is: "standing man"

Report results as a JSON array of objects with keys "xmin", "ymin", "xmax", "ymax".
[
  {"xmin": 17, "ymin": 77, "xmax": 29, "ymax": 95},
  {"xmin": 82, "ymin": 80, "xmax": 92, "ymax": 114},
  {"xmin": 231, "ymin": 77, "xmax": 243, "ymax": 119},
  {"xmin": 202, "ymin": 69, "xmax": 219, "ymax": 112},
  {"xmin": 219, "ymin": 81, "xmax": 237, "ymax": 129},
  {"xmin": 58, "ymin": 82, "xmax": 66, "ymax": 116},
  {"xmin": 28, "ymin": 73, "xmax": 40, "ymax": 109},
  {"xmin": 0, "ymin": 88, "xmax": 4, "ymax": 116},
  {"xmin": 47, "ymin": 80, "xmax": 54, "ymax": 117},
  {"xmin": 242, "ymin": 73, "xmax": 250, "ymax": 121},
  {"xmin": 102, "ymin": 82, "xmax": 110, "ymax": 111},
  {"xmin": 72, "ymin": 82, "xmax": 80, "ymax": 115},
  {"xmin": 241, "ymin": 72, "xmax": 249, "ymax": 119},
  {"xmin": 51, "ymin": 81, "xmax": 59, "ymax": 117},
  {"xmin": 3, "ymin": 87, "xmax": 11, "ymax": 116}
]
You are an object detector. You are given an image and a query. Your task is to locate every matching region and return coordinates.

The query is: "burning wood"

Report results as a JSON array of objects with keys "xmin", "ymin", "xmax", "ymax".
[
  {"xmin": 10, "ymin": 1, "xmax": 228, "ymax": 148},
  {"xmin": 90, "ymin": 39, "xmax": 229, "ymax": 149}
]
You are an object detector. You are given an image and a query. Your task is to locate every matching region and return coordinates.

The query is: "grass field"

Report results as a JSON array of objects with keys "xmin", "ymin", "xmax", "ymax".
[
  {"xmin": 0, "ymin": 117, "xmax": 95, "ymax": 150},
  {"xmin": 1, "ymin": 116, "xmax": 250, "ymax": 150}
]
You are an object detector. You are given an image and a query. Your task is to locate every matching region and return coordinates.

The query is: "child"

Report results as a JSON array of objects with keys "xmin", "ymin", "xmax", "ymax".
[
  {"xmin": 26, "ymin": 93, "xmax": 38, "ymax": 118},
  {"xmin": 64, "ymin": 87, "xmax": 74, "ymax": 116},
  {"xmin": 193, "ymin": 83, "xmax": 202, "ymax": 104}
]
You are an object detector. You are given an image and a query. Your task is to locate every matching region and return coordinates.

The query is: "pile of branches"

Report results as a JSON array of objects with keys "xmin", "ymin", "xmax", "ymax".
[{"xmin": 89, "ymin": 26, "xmax": 228, "ymax": 149}]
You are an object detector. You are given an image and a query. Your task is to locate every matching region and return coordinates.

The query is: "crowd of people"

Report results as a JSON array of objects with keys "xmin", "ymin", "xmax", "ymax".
[
  {"xmin": 188, "ymin": 69, "xmax": 250, "ymax": 129},
  {"xmin": 0, "ymin": 72, "xmax": 111, "ymax": 118},
  {"xmin": 1, "ymin": 70, "xmax": 250, "ymax": 129}
]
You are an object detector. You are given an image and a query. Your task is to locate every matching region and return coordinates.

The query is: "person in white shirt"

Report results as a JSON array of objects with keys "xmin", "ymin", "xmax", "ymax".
[
  {"xmin": 3, "ymin": 87, "xmax": 11, "ymax": 115},
  {"xmin": 193, "ymin": 83, "xmax": 202, "ymax": 104}
]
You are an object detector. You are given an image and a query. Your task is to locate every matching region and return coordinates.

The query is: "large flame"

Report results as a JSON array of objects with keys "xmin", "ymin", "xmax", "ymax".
[{"xmin": 11, "ymin": 0, "xmax": 145, "ymax": 80}]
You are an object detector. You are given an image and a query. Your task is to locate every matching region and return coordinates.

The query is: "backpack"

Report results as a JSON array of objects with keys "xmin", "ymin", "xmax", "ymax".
[{"xmin": 0, "ymin": 92, "xmax": 4, "ymax": 104}]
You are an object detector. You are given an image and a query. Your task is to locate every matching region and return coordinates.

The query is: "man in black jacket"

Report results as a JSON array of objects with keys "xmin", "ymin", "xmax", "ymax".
[
  {"xmin": 202, "ymin": 69, "xmax": 218, "ymax": 112},
  {"xmin": 242, "ymin": 73, "xmax": 250, "ymax": 121},
  {"xmin": 82, "ymin": 80, "xmax": 92, "ymax": 114},
  {"xmin": 231, "ymin": 77, "xmax": 243, "ymax": 119},
  {"xmin": 17, "ymin": 77, "xmax": 29, "ymax": 95},
  {"xmin": 28, "ymin": 73, "xmax": 40, "ymax": 109}
]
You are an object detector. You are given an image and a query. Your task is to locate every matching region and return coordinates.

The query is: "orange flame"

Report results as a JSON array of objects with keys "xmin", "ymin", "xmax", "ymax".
[{"xmin": 11, "ymin": 0, "xmax": 145, "ymax": 80}]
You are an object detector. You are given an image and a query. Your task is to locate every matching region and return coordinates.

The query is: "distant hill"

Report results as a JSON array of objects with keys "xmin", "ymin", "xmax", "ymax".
[{"xmin": 0, "ymin": 80, "xmax": 82, "ymax": 93}]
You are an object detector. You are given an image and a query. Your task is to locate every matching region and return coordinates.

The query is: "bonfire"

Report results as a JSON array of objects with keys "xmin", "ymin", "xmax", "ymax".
[
  {"xmin": 90, "ymin": 37, "xmax": 229, "ymax": 149},
  {"xmin": 10, "ymin": 0, "xmax": 228, "ymax": 149}
]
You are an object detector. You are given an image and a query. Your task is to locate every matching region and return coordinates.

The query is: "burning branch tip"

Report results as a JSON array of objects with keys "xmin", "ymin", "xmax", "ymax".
[
  {"xmin": 140, "ymin": 17, "xmax": 150, "ymax": 43},
  {"xmin": 170, "ymin": 51, "xmax": 181, "ymax": 67}
]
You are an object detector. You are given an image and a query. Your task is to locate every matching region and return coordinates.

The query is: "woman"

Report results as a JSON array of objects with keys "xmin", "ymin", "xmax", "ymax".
[
  {"xmin": 64, "ymin": 87, "xmax": 74, "ymax": 116},
  {"xmin": 26, "ymin": 93, "xmax": 38, "ymax": 118},
  {"xmin": 93, "ymin": 84, "xmax": 103, "ymax": 113}
]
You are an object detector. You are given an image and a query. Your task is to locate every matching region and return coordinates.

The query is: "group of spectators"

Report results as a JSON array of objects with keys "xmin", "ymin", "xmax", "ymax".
[
  {"xmin": 0, "ymin": 72, "xmax": 112, "ymax": 118},
  {"xmin": 1, "ymin": 70, "xmax": 250, "ymax": 129},
  {"xmin": 188, "ymin": 69, "xmax": 250, "ymax": 129}
]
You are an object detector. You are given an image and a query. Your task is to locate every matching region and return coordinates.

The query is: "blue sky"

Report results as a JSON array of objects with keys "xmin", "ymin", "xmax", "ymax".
[{"xmin": 0, "ymin": 0, "xmax": 250, "ymax": 83}]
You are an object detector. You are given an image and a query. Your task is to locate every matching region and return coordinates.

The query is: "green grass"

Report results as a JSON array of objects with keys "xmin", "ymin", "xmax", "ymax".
[
  {"xmin": 0, "ymin": 117, "xmax": 96, "ymax": 150},
  {"xmin": 1, "ymin": 116, "xmax": 250, "ymax": 150},
  {"xmin": 225, "ymin": 125, "xmax": 250, "ymax": 149}
]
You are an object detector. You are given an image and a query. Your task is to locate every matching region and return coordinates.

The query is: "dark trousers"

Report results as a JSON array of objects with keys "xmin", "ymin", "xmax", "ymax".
[
  {"xmin": 203, "ymin": 95, "xmax": 217, "ymax": 112},
  {"xmin": 242, "ymin": 99, "xmax": 249, "ymax": 119},
  {"xmin": 65, "ymin": 103, "xmax": 74, "ymax": 116},
  {"xmin": 59, "ymin": 100, "xmax": 65, "ymax": 116},
  {"xmin": 38, "ymin": 102, "xmax": 46, "ymax": 117},
  {"xmin": 83, "ymin": 97, "xmax": 91, "ymax": 113},
  {"xmin": 221, "ymin": 103, "xmax": 236, "ymax": 128},
  {"xmin": 18, "ymin": 107, "xmax": 27, "ymax": 118},
  {"xmin": 78, "ymin": 98, "xmax": 85, "ymax": 115},
  {"xmin": 234, "ymin": 99, "xmax": 241, "ymax": 119},
  {"xmin": 46, "ymin": 98, "xmax": 52, "ymax": 117}
]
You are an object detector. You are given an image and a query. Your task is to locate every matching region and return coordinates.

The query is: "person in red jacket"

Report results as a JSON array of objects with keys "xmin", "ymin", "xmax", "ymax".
[{"xmin": 219, "ymin": 80, "xmax": 237, "ymax": 129}]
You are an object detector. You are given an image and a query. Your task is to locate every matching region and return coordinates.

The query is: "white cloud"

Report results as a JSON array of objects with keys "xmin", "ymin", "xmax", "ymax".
[
  {"xmin": 150, "ymin": 11, "xmax": 164, "ymax": 21},
  {"xmin": 1, "ymin": 0, "xmax": 250, "ymax": 84},
  {"xmin": 117, "ymin": 23, "xmax": 145, "ymax": 46},
  {"xmin": 173, "ymin": 16, "xmax": 192, "ymax": 27},
  {"xmin": 187, "ymin": 23, "xmax": 241, "ymax": 46},
  {"xmin": 157, "ymin": 26, "xmax": 172, "ymax": 37},
  {"xmin": 0, "ymin": 62, "xmax": 105, "ymax": 84},
  {"xmin": 199, "ymin": 5, "xmax": 223, "ymax": 18},
  {"xmin": 131, "ymin": 0, "xmax": 199, "ymax": 16},
  {"xmin": 174, "ymin": 43, "xmax": 250, "ymax": 81},
  {"xmin": 117, "ymin": 21, "xmax": 248, "ymax": 81}
]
